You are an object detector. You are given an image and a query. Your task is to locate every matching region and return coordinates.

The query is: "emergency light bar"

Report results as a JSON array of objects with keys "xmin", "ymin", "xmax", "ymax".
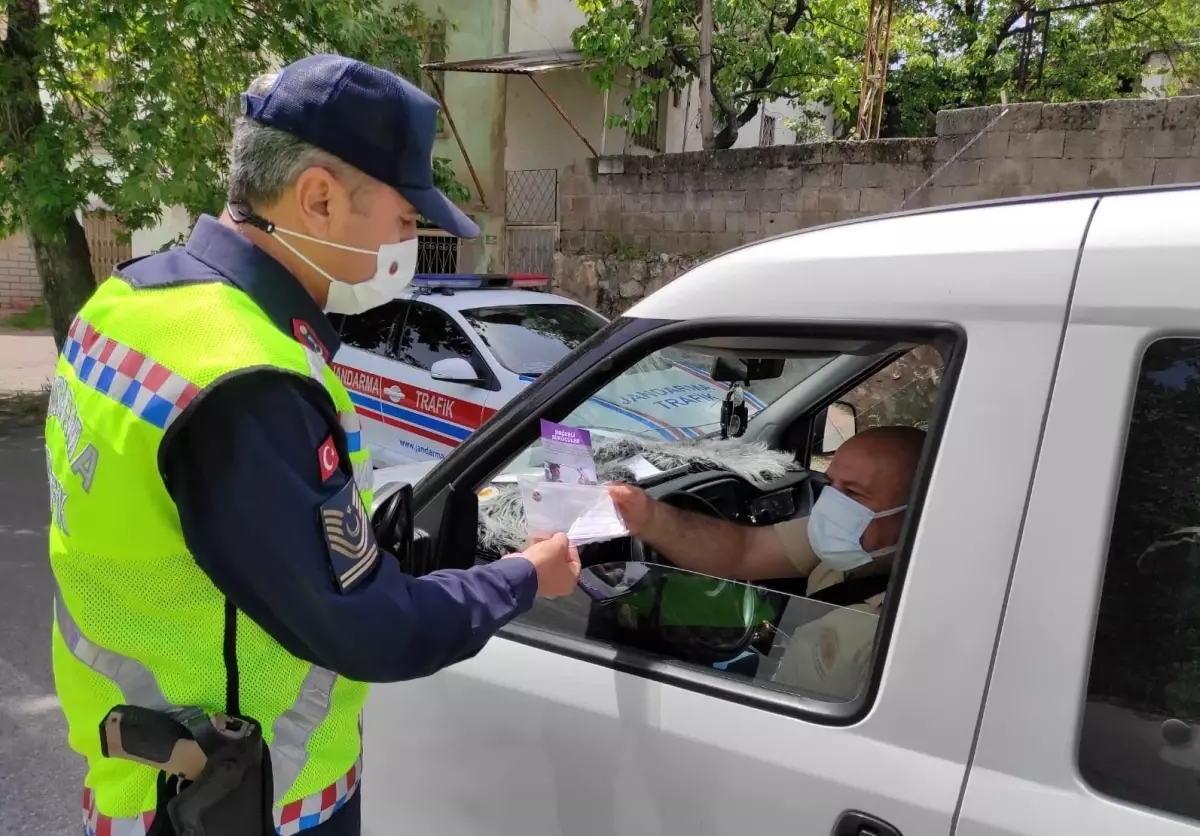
[{"xmin": 411, "ymin": 273, "xmax": 551, "ymax": 291}]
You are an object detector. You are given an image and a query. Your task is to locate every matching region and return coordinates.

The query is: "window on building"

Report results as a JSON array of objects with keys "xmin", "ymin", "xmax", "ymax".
[
  {"xmin": 417, "ymin": 231, "xmax": 459, "ymax": 274},
  {"xmin": 394, "ymin": 303, "xmax": 479, "ymax": 372},
  {"xmin": 1079, "ymin": 338, "xmax": 1200, "ymax": 823},
  {"xmin": 630, "ymin": 67, "xmax": 665, "ymax": 152},
  {"xmin": 759, "ymin": 114, "xmax": 777, "ymax": 147}
]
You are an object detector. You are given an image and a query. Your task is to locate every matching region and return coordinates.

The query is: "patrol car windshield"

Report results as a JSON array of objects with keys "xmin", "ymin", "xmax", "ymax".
[{"xmin": 461, "ymin": 304, "xmax": 607, "ymax": 376}]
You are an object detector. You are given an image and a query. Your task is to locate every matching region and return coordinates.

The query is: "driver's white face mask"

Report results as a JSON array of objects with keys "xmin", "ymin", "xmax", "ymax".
[
  {"xmin": 807, "ymin": 486, "xmax": 906, "ymax": 573},
  {"xmin": 270, "ymin": 225, "xmax": 418, "ymax": 315}
]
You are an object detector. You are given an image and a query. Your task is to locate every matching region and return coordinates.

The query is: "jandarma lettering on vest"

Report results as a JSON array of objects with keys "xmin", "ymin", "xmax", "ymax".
[{"xmin": 47, "ymin": 372, "xmax": 101, "ymax": 533}]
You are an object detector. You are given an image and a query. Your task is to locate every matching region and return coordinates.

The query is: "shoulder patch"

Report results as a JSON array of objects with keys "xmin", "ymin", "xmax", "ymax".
[
  {"xmin": 318, "ymin": 434, "xmax": 340, "ymax": 482},
  {"xmin": 292, "ymin": 318, "xmax": 330, "ymax": 361},
  {"xmin": 320, "ymin": 481, "xmax": 380, "ymax": 593}
]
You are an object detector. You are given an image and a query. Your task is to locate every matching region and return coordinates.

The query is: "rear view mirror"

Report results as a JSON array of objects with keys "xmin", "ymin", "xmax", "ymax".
[
  {"xmin": 710, "ymin": 356, "xmax": 786, "ymax": 383},
  {"xmin": 372, "ymin": 481, "xmax": 414, "ymax": 562},
  {"xmin": 430, "ymin": 357, "xmax": 483, "ymax": 386},
  {"xmin": 816, "ymin": 401, "xmax": 858, "ymax": 456}
]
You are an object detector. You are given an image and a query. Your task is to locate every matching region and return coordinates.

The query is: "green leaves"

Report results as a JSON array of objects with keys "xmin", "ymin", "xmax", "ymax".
[
  {"xmin": 574, "ymin": 0, "xmax": 1198, "ymax": 142},
  {"xmin": 0, "ymin": 0, "xmax": 467, "ymax": 244}
]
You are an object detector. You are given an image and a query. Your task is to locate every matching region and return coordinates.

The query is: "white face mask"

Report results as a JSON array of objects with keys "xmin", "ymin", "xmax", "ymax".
[
  {"xmin": 271, "ymin": 226, "xmax": 419, "ymax": 315},
  {"xmin": 807, "ymin": 486, "xmax": 907, "ymax": 573}
]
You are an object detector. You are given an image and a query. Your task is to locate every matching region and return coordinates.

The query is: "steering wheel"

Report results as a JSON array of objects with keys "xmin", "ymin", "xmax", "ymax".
[{"xmin": 630, "ymin": 489, "xmax": 730, "ymax": 565}]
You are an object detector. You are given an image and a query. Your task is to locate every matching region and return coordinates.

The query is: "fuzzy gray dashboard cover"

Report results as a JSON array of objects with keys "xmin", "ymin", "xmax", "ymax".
[{"xmin": 477, "ymin": 436, "xmax": 801, "ymax": 553}]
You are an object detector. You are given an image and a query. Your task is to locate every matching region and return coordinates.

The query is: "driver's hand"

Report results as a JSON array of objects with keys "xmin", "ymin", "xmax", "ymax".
[
  {"xmin": 608, "ymin": 484, "xmax": 656, "ymax": 538},
  {"xmin": 506, "ymin": 533, "xmax": 581, "ymax": 598}
]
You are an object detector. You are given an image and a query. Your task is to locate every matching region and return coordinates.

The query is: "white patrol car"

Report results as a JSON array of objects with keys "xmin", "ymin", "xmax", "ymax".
[
  {"xmin": 364, "ymin": 185, "xmax": 1200, "ymax": 836},
  {"xmin": 327, "ymin": 274, "xmax": 766, "ymax": 468}
]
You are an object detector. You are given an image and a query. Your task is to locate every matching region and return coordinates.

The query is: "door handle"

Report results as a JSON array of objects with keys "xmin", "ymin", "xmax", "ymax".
[{"xmin": 832, "ymin": 810, "xmax": 902, "ymax": 836}]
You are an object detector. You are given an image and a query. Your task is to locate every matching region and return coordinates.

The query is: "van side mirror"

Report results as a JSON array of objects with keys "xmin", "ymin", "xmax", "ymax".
[
  {"xmin": 372, "ymin": 482, "xmax": 414, "ymax": 561},
  {"xmin": 815, "ymin": 401, "xmax": 858, "ymax": 456},
  {"xmin": 430, "ymin": 357, "xmax": 483, "ymax": 386}
]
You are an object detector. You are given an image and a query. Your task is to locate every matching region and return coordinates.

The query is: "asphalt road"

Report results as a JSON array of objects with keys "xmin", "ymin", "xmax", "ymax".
[{"xmin": 0, "ymin": 420, "xmax": 83, "ymax": 836}]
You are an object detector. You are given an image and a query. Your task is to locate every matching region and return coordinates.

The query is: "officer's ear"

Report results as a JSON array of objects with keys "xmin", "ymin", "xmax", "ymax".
[{"xmin": 292, "ymin": 166, "xmax": 341, "ymax": 234}]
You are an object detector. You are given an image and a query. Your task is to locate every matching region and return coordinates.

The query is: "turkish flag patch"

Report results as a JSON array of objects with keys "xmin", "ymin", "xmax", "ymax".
[{"xmin": 318, "ymin": 435, "xmax": 340, "ymax": 482}]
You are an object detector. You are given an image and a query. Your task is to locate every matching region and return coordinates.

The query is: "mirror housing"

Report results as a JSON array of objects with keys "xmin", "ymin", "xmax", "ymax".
[
  {"xmin": 710, "ymin": 356, "xmax": 786, "ymax": 383},
  {"xmin": 814, "ymin": 401, "xmax": 858, "ymax": 456},
  {"xmin": 372, "ymin": 481, "xmax": 414, "ymax": 562},
  {"xmin": 430, "ymin": 357, "xmax": 483, "ymax": 386}
]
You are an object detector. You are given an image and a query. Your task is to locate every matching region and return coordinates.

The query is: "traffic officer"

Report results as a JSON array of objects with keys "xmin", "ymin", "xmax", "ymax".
[{"xmin": 46, "ymin": 54, "xmax": 580, "ymax": 836}]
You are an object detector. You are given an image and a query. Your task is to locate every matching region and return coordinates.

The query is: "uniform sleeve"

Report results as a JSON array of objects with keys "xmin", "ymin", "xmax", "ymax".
[
  {"xmin": 772, "ymin": 517, "xmax": 820, "ymax": 577},
  {"xmin": 161, "ymin": 370, "xmax": 539, "ymax": 683}
]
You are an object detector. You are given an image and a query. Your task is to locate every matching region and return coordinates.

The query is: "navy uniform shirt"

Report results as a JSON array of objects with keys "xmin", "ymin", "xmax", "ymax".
[{"xmin": 120, "ymin": 216, "xmax": 539, "ymax": 834}]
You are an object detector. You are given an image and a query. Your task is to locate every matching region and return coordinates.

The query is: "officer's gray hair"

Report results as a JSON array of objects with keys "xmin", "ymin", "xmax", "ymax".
[{"xmin": 226, "ymin": 72, "xmax": 371, "ymax": 210}]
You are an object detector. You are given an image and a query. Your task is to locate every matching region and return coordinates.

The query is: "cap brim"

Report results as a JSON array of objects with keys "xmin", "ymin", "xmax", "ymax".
[{"xmin": 402, "ymin": 186, "xmax": 480, "ymax": 239}]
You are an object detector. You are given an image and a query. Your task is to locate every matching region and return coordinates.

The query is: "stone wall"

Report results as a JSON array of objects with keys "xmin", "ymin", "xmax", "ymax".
[
  {"xmin": 556, "ymin": 96, "xmax": 1200, "ymax": 305},
  {"xmin": 0, "ymin": 231, "xmax": 43, "ymax": 313}
]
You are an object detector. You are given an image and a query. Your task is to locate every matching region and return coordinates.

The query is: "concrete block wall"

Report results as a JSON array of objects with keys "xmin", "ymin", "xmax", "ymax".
[
  {"xmin": 0, "ymin": 231, "xmax": 43, "ymax": 313},
  {"xmin": 557, "ymin": 96, "xmax": 1200, "ymax": 261}
]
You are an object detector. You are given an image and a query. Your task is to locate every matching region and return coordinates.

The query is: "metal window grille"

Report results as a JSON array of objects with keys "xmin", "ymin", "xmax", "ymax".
[
  {"xmin": 630, "ymin": 67, "xmax": 664, "ymax": 152},
  {"xmin": 505, "ymin": 169, "xmax": 558, "ymax": 225},
  {"xmin": 759, "ymin": 113, "xmax": 777, "ymax": 147},
  {"xmin": 83, "ymin": 213, "xmax": 132, "ymax": 281},
  {"xmin": 505, "ymin": 169, "xmax": 559, "ymax": 275},
  {"xmin": 417, "ymin": 231, "xmax": 459, "ymax": 273}
]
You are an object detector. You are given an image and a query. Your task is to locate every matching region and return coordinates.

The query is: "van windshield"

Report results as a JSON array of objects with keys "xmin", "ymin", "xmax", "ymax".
[{"xmin": 462, "ymin": 304, "xmax": 608, "ymax": 376}]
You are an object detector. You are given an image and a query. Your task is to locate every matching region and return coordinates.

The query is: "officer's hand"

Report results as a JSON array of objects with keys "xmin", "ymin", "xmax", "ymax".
[
  {"xmin": 506, "ymin": 533, "xmax": 580, "ymax": 598},
  {"xmin": 608, "ymin": 484, "xmax": 656, "ymax": 538}
]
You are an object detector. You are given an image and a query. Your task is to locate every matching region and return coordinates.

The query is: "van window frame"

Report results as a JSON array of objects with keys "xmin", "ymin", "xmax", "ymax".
[{"xmin": 413, "ymin": 314, "xmax": 965, "ymax": 726}]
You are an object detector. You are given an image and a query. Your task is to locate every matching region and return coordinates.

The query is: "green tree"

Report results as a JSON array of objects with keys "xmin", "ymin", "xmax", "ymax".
[
  {"xmin": 1, "ymin": 0, "xmax": 466, "ymax": 347},
  {"xmin": 886, "ymin": 0, "xmax": 1200, "ymax": 137},
  {"xmin": 572, "ymin": 0, "xmax": 926, "ymax": 148}
]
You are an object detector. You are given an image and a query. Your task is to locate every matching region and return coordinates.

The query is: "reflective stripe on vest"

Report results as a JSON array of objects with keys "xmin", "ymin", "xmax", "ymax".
[
  {"xmin": 55, "ymin": 593, "xmax": 336, "ymax": 793},
  {"xmin": 63, "ymin": 317, "xmax": 202, "ymax": 431},
  {"xmin": 81, "ymin": 758, "xmax": 361, "ymax": 836},
  {"xmin": 55, "ymin": 593, "xmax": 349, "ymax": 824}
]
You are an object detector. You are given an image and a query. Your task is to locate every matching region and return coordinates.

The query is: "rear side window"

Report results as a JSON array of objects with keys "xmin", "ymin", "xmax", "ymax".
[
  {"xmin": 335, "ymin": 302, "xmax": 404, "ymax": 356},
  {"xmin": 1080, "ymin": 338, "xmax": 1200, "ymax": 822},
  {"xmin": 461, "ymin": 304, "xmax": 606, "ymax": 376},
  {"xmin": 395, "ymin": 303, "xmax": 478, "ymax": 371}
]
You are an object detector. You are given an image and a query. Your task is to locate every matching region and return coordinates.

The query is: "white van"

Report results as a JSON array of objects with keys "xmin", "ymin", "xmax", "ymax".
[{"xmin": 365, "ymin": 185, "xmax": 1200, "ymax": 836}]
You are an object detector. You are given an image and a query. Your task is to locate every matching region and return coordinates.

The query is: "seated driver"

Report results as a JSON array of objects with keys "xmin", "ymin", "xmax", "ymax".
[{"xmin": 608, "ymin": 426, "xmax": 924, "ymax": 698}]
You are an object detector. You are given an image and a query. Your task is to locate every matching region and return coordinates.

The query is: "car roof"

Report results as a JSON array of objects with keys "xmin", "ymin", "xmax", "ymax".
[
  {"xmin": 398, "ymin": 287, "xmax": 591, "ymax": 313},
  {"xmin": 627, "ymin": 184, "xmax": 1200, "ymax": 325}
]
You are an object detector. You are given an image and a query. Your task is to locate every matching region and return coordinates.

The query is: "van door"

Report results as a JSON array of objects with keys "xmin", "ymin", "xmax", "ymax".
[
  {"xmin": 361, "ymin": 200, "xmax": 1095, "ymax": 836},
  {"xmin": 955, "ymin": 187, "xmax": 1200, "ymax": 836}
]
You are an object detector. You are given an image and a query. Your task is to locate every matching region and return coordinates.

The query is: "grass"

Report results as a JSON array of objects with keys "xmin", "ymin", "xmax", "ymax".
[
  {"xmin": 0, "ymin": 385, "xmax": 50, "ymax": 428},
  {"xmin": 0, "ymin": 304, "xmax": 50, "ymax": 330}
]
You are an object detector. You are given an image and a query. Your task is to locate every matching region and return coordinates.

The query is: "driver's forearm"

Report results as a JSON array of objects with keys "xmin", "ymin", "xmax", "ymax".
[{"xmin": 640, "ymin": 503, "xmax": 796, "ymax": 581}]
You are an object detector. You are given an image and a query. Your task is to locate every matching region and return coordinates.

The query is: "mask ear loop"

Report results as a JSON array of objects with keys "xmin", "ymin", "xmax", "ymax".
[{"xmin": 864, "ymin": 504, "xmax": 909, "ymax": 558}]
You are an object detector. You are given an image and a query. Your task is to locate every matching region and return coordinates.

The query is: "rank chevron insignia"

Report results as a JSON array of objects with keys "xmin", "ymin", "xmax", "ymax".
[{"xmin": 321, "ymin": 482, "xmax": 380, "ymax": 591}]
